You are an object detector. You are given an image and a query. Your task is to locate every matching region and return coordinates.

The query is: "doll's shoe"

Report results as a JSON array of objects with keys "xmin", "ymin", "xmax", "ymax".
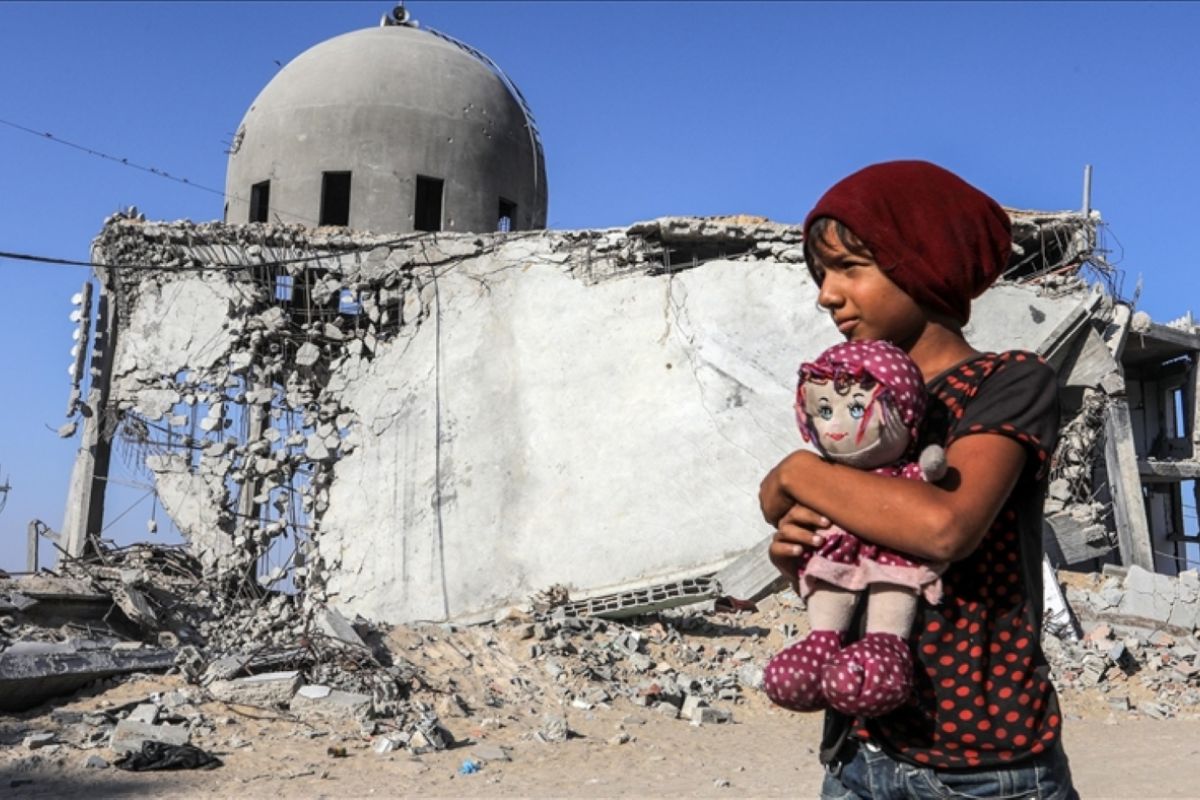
[
  {"xmin": 761, "ymin": 630, "xmax": 844, "ymax": 712},
  {"xmin": 820, "ymin": 632, "xmax": 913, "ymax": 717}
]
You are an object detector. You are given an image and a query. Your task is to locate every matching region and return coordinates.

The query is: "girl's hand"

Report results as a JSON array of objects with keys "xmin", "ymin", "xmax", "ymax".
[
  {"xmin": 768, "ymin": 503, "xmax": 830, "ymax": 590},
  {"xmin": 759, "ymin": 449, "xmax": 822, "ymax": 526}
]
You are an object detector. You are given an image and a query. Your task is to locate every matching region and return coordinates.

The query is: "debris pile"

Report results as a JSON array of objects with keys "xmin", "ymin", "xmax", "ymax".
[{"xmin": 1045, "ymin": 566, "xmax": 1200, "ymax": 720}]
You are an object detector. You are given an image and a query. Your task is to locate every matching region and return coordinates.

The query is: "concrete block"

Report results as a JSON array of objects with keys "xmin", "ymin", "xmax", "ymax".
[
  {"xmin": 694, "ymin": 707, "xmax": 733, "ymax": 725},
  {"xmin": 208, "ymin": 670, "xmax": 301, "ymax": 708},
  {"xmin": 109, "ymin": 720, "xmax": 189, "ymax": 754},
  {"xmin": 373, "ymin": 736, "xmax": 405, "ymax": 754},
  {"xmin": 127, "ymin": 703, "xmax": 159, "ymax": 724},
  {"xmin": 291, "ymin": 684, "xmax": 373, "ymax": 720},
  {"xmin": 681, "ymin": 694, "xmax": 707, "ymax": 719},
  {"xmin": 316, "ymin": 607, "xmax": 367, "ymax": 648},
  {"xmin": 1119, "ymin": 566, "xmax": 1177, "ymax": 627},
  {"xmin": 24, "ymin": 732, "xmax": 56, "ymax": 749}
]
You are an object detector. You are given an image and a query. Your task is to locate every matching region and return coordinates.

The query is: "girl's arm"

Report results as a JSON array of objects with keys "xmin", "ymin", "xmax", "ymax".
[{"xmin": 760, "ymin": 433, "xmax": 1027, "ymax": 563}]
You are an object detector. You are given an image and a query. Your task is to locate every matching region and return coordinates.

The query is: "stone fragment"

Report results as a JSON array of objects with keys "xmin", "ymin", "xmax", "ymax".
[
  {"xmin": 208, "ymin": 670, "xmax": 301, "ymax": 708},
  {"xmin": 653, "ymin": 701, "xmax": 680, "ymax": 719},
  {"xmin": 127, "ymin": 703, "xmax": 159, "ymax": 724},
  {"xmin": 681, "ymin": 694, "xmax": 707, "ymax": 719},
  {"xmin": 295, "ymin": 342, "xmax": 321, "ymax": 367},
  {"xmin": 24, "ymin": 732, "xmax": 56, "ymax": 749},
  {"xmin": 315, "ymin": 607, "xmax": 367, "ymax": 648},
  {"xmin": 538, "ymin": 713, "xmax": 569, "ymax": 743},
  {"xmin": 692, "ymin": 707, "xmax": 732, "ymax": 725},
  {"xmin": 110, "ymin": 720, "xmax": 189, "ymax": 754},
  {"xmin": 373, "ymin": 736, "xmax": 404, "ymax": 754},
  {"xmin": 471, "ymin": 744, "xmax": 511, "ymax": 762},
  {"xmin": 83, "ymin": 755, "xmax": 110, "ymax": 769},
  {"xmin": 292, "ymin": 685, "xmax": 373, "ymax": 720}
]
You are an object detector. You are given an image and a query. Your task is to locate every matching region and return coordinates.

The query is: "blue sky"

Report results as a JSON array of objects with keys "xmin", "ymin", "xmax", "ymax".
[{"xmin": 1, "ymin": 1, "xmax": 1198, "ymax": 572}]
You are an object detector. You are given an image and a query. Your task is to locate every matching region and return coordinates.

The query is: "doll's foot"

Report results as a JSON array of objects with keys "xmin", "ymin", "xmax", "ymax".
[
  {"xmin": 820, "ymin": 632, "xmax": 913, "ymax": 717},
  {"xmin": 761, "ymin": 630, "xmax": 844, "ymax": 712}
]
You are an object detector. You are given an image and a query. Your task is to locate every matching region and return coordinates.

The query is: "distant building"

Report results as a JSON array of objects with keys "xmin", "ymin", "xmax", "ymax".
[{"xmin": 224, "ymin": 6, "xmax": 547, "ymax": 234}]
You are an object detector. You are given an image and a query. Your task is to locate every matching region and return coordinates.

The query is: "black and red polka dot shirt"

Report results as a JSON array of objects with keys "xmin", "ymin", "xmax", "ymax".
[{"xmin": 826, "ymin": 350, "xmax": 1063, "ymax": 770}]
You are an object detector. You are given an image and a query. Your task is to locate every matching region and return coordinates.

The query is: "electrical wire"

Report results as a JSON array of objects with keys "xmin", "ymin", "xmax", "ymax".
[{"xmin": 0, "ymin": 116, "xmax": 321, "ymax": 224}]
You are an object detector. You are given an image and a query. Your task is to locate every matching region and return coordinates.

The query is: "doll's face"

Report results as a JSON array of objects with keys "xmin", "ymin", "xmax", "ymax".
[{"xmin": 803, "ymin": 378, "xmax": 885, "ymax": 458}]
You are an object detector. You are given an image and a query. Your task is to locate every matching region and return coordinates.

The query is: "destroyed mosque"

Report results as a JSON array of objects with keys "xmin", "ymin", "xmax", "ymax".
[{"xmin": 4, "ymin": 9, "xmax": 1199, "ymax": 717}]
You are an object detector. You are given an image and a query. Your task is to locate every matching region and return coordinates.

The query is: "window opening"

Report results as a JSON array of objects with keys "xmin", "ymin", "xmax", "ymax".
[
  {"xmin": 414, "ymin": 175, "xmax": 444, "ymax": 232},
  {"xmin": 338, "ymin": 288, "xmax": 361, "ymax": 315},
  {"xmin": 498, "ymin": 198, "xmax": 517, "ymax": 232},
  {"xmin": 249, "ymin": 180, "xmax": 271, "ymax": 223},
  {"xmin": 275, "ymin": 275, "xmax": 294, "ymax": 302},
  {"xmin": 320, "ymin": 171, "xmax": 352, "ymax": 226},
  {"xmin": 1171, "ymin": 386, "xmax": 1186, "ymax": 439}
]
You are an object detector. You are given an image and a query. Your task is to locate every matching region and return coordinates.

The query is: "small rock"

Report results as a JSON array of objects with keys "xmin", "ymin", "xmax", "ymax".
[
  {"xmin": 373, "ymin": 737, "xmax": 404, "ymax": 754},
  {"xmin": 24, "ymin": 733, "xmax": 56, "ymax": 750},
  {"xmin": 471, "ymin": 744, "xmax": 511, "ymax": 763},
  {"xmin": 82, "ymin": 755, "xmax": 110, "ymax": 770},
  {"xmin": 714, "ymin": 778, "xmax": 731, "ymax": 788},
  {"xmin": 538, "ymin": 714, "xmax": 569, "ymax": 743}
]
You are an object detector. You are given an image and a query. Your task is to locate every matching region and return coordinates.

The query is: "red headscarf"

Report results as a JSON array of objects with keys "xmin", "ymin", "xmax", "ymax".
[{"xmin": 803, "ymin": 160, "xmax": 1011, "ymax": 325}]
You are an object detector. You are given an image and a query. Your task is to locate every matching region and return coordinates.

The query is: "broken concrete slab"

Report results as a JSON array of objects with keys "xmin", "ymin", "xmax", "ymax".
[
  {"xmin": 314, "ymin": 607, "xmax": 368, "ymax": 649},
  {"xmin": 208, "ymin": 670, "xmax": 301, "ymax": 708},
  {"xmin": 290, "ymin": 684, "xmax": 373, "ymax": 720},
  {"xmin": 0, "ymin": 641, "xmax": 177, "ymax": 712},
  {"xmin": 471, "ymin": 744, "xmax": 511, "ymax": 762},
  {"xmin": 109, "ymin": 719, "xmax": 189, "ymax": 754},
  {"xmin": 1117, "ymin": 565, "xmax": 1197, "ymax": 634}
]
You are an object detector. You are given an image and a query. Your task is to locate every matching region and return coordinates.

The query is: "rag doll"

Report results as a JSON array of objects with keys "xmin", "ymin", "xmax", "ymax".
[{"xmin": 761, "ymin": 339, "xmax": 947, "ymax": 717}]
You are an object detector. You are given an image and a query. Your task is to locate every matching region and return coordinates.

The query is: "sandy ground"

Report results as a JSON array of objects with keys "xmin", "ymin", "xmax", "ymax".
[
  {"xmin": 4, "ymin": 688, "xmax": 1198, "ymax": 799},
  {"xmin": 3, "ymin": 590, "xmax": 1198, "ymax": 799}
]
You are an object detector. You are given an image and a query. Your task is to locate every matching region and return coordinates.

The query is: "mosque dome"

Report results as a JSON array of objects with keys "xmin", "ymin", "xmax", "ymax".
[{"xmin": 224, "ymin": 9, "xmax": 547, "ymax": 234}]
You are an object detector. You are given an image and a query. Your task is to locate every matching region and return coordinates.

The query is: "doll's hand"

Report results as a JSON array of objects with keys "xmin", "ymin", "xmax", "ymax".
[{"xmin": 768, "ymin": 503, "xmax": 831, "ymax": 592}]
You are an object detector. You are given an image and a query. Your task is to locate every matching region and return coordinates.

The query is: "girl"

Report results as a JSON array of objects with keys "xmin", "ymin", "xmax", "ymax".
[{"xmin": 760, "ymin": 160, "xmax": 1079, "ymax": 799}]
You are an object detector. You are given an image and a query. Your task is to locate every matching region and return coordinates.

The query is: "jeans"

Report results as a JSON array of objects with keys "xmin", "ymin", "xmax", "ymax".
[{"xmin": 820, "ymin": 738, "xmax": 1079, "ymax": 800}]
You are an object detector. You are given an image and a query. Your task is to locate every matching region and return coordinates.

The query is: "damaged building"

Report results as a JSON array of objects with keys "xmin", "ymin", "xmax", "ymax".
[{"xmin": 6, "ymin": 7, "xmax": 1199, "ymax": 728}]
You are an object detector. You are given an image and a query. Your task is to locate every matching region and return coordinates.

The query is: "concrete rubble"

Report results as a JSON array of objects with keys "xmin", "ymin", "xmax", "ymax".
[
  {"xmin": 58, "ymin": 209, "xmax": 1117, "ymax": 628},
  {"xmin": 9, "ymin": 207, "xmax": 1200, "ymax": 785}
]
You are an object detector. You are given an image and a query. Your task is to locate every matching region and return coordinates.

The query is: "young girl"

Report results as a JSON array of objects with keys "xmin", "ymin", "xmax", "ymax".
[{"xmin": 760, "ymin": 160, "xmax": 1079, "ymax": 798}]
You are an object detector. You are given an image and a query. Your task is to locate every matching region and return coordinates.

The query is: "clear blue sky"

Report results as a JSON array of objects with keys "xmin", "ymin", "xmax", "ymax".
[{"xmin": 1, "ymin": 1, "xmax": 1198, "ymax": 572}]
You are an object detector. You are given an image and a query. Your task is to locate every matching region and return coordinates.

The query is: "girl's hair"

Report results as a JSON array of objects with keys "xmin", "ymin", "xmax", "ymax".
[{"xmin": 803, "ymin": 217, "xmax": 877, "ymax": 285}]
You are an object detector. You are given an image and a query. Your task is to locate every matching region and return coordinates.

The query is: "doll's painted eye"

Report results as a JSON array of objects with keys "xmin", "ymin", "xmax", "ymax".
[
  {"xmin": 848, "ymin": 401, "xmax": 865, "ymax": 419},
  {"xmin": 817, "ymin": 401, "xmax": 833, "ymax": 421}
]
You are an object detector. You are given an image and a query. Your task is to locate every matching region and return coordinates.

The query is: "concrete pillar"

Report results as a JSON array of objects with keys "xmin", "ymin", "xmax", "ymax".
[{"xmin": 60, "ymin": 273, "xmax": 117, "ymax": 560}]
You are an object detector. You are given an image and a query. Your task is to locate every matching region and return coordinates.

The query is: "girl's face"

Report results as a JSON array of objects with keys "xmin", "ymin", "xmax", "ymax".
[{"xmin": 809, "ymin": 226, "xmax": 926, "ymax": 348}]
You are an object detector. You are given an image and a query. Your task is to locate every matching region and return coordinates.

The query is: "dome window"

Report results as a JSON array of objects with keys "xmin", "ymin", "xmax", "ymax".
[
  {"xmin": 320, "ymin": 171, "xmax": 352, "ymax": 226},
  {"xmin": 414, "ymin": 175, "xmax": 443, "ymax": 232},
  {"xmin": 249, "ymin": 180, "xmax": 271, "ymax": 223},
  {"xmin": 498, "ymin": 198, "xmax": 516, "ymax": 233}
]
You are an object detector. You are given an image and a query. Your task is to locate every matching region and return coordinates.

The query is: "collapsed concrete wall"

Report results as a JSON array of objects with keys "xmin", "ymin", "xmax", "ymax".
[{"xmin": 70, "ymin": 212, "xmax": 1101, "ymax": 624}]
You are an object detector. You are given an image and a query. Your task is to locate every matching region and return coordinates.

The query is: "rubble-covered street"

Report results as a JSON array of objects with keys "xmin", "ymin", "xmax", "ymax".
[{"xmin": 4, "ymin": 551, "xmax": 1200, "ymax": 798}]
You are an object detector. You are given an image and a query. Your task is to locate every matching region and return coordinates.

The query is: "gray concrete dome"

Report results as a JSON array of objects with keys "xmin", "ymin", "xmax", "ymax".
[{"xmin": 224, "ymin": 22, "xmax": 547, "ymax": 233}]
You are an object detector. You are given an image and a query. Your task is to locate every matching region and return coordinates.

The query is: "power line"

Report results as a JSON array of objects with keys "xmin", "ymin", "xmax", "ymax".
[
  {"xmin": 0, "ymin": 117, "xmax": 227, "ymax": 199},
  {"xmin": 0, "ymin": 116, "xmax": 319, "ymax": 224}
]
